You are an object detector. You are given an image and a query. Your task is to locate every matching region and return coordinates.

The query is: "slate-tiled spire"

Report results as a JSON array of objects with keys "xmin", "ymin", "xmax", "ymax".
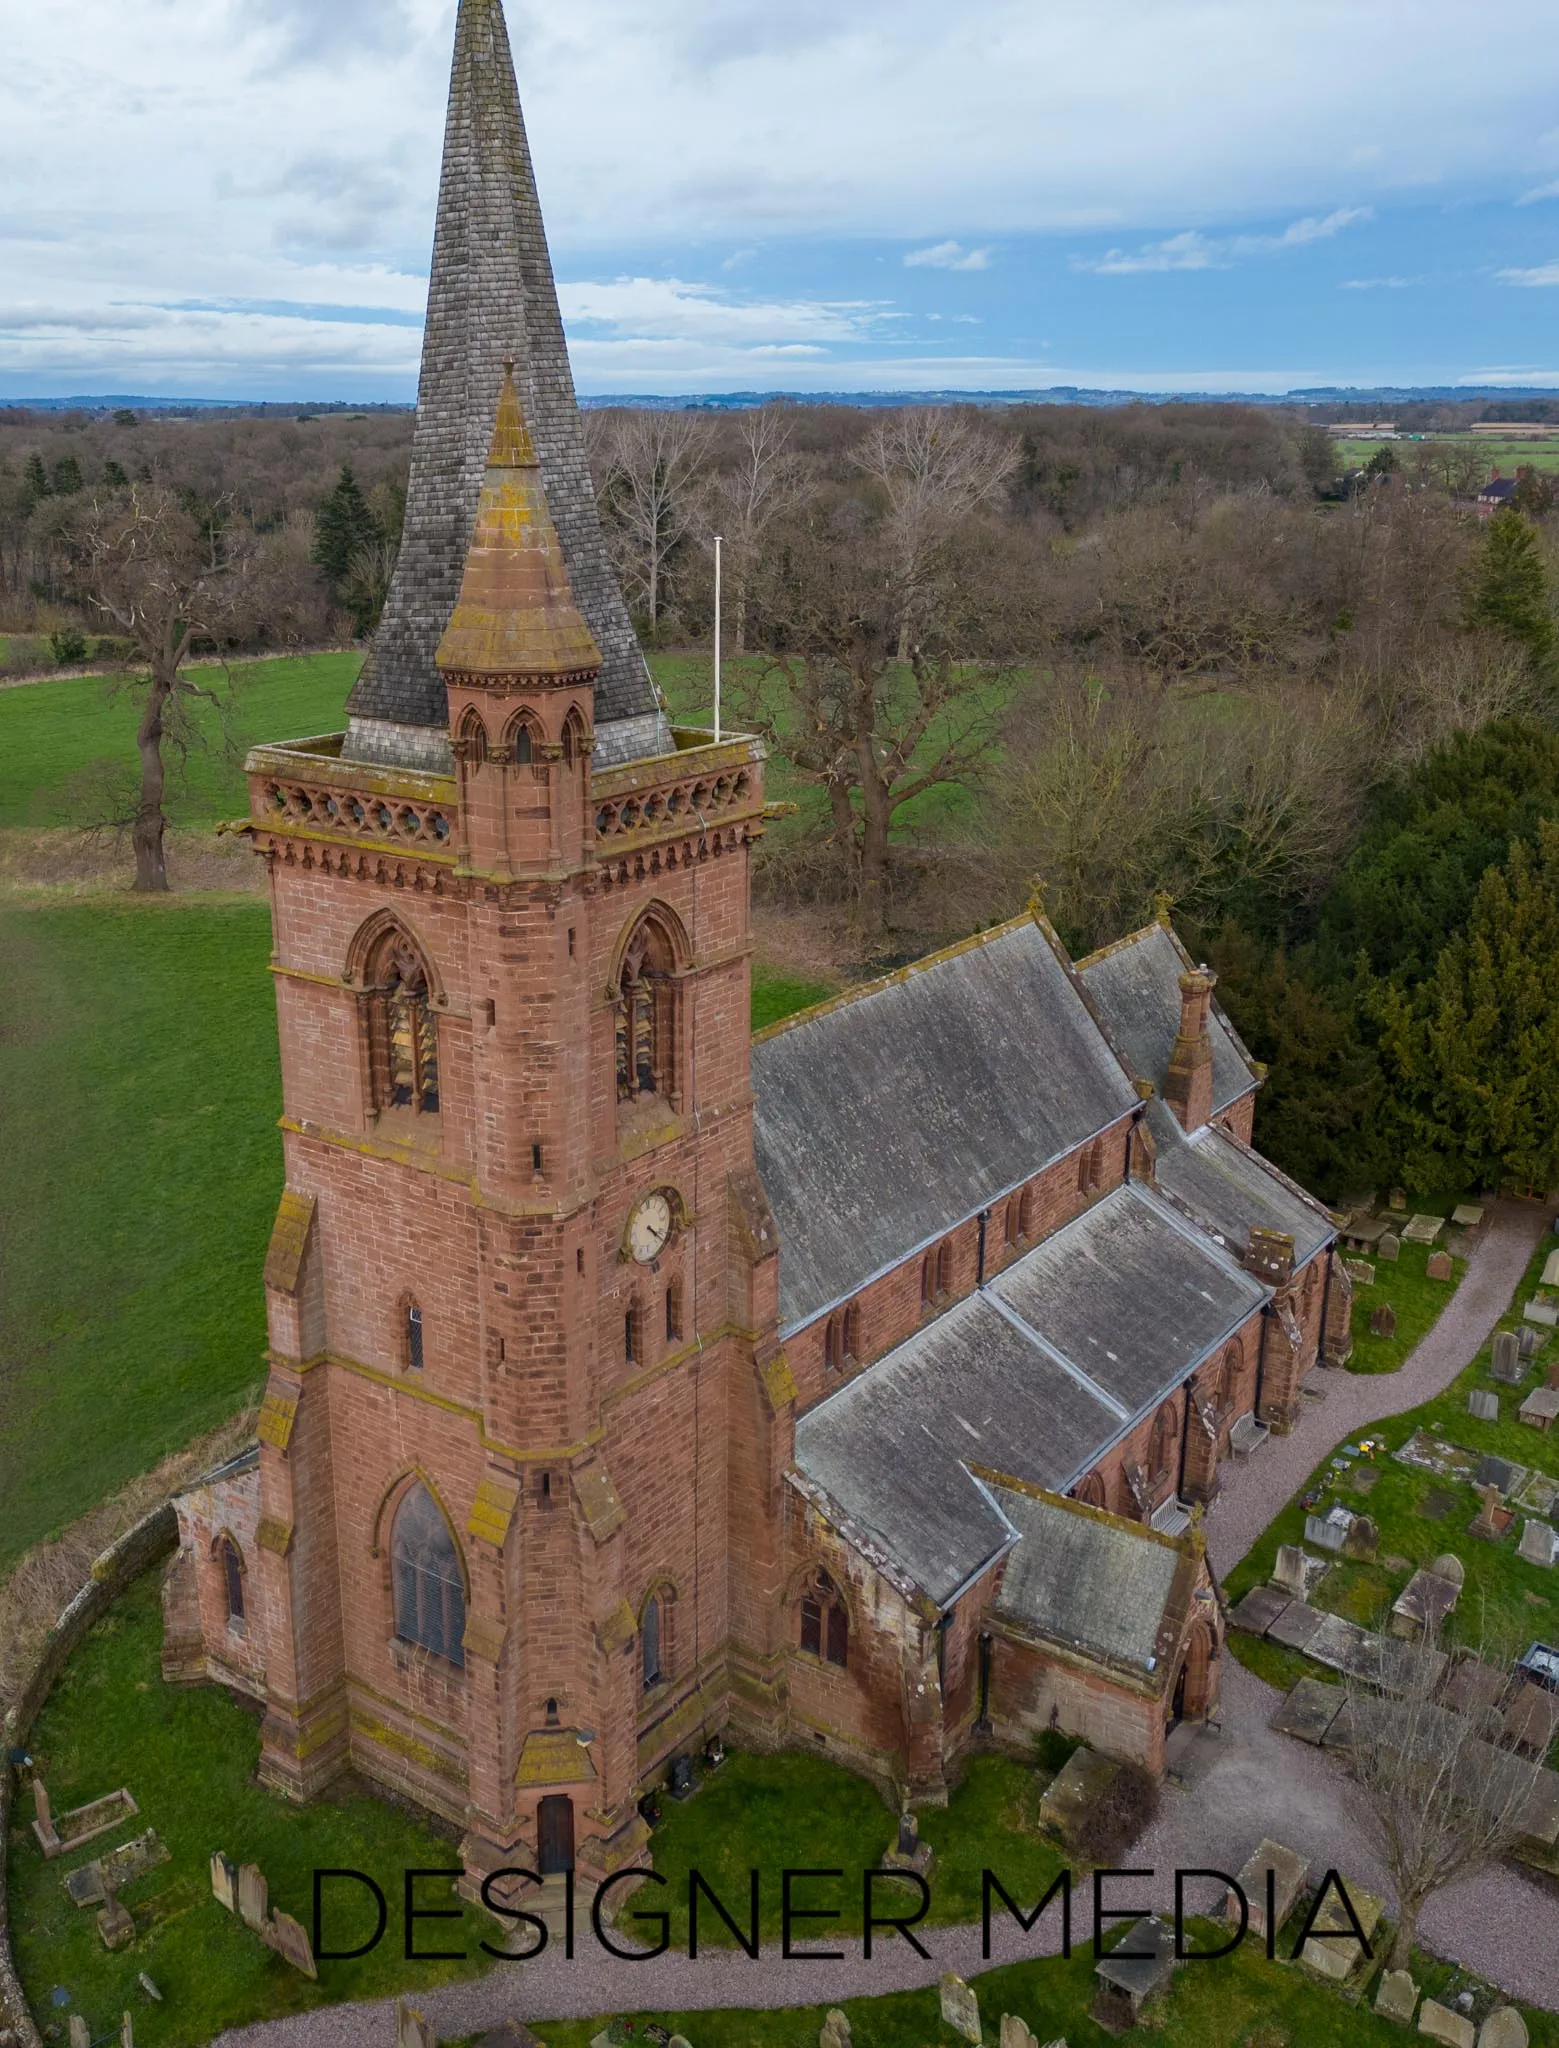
[
  {"xmin": 345, "ymin": 0, "xmax": 666, "ymax": 770},
  {"xmin": 436, "ymin": 365, "xmax": 601, "ymax": 686}
]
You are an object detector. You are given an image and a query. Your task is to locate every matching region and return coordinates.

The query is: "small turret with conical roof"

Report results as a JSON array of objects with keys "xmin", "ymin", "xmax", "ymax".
[{"xmin": 440, "ymin": 365, "xmax": 599, "ymax": 877}]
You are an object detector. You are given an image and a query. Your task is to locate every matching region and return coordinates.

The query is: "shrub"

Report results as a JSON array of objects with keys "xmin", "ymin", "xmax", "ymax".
[
  {"xmin": 1068, "ymin": 1758, "xmax": 1160, "ymax": 1864},
  {"xmin": 50, "ymin": 628, "xmax": 87, "ymax": 665}
]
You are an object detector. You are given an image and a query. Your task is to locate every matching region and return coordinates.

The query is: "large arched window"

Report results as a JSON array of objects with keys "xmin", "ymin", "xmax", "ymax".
[
  {"xmin": 612, "ymin": 911, "xmax": 680, "ymax": 1106},
  {"xmin": 642, "ymin": 1592, "xmax": 667, "ymax": 1690},
  {"xmin": 362, "ymin": 925, "xmax": 440, "ymax": 1118},
  {"xmin": 800, "ymin": 1568, "xmax": 849, "ymax": 1669},
  {"xmin": 391, "ymin": 1484, "xmax": 466, "ymax": 1666}
]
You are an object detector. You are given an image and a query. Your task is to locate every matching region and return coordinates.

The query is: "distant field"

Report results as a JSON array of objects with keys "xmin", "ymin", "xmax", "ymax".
[{"xmin": 1335, "ymin": 435, "xmax": 1559, "ymax": 476}]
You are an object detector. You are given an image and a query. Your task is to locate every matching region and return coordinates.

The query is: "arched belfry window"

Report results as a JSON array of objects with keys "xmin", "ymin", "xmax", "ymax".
[
  {"xmin": 457, "ymin": 707, "xmax": 489, "ymax": 767},
  {"xmin": 362, "ymin": 926, "xmax": 439, "ymax": 1117},
  {"xmin": 613, "ymin": 911, "xmax": 680, "ymax": 1106},
  {"xmin": 391, "ymin": 1483, "xmax": 466, "ymax": 1666},
  {"xmin": 511, "ymin": 721, "xmax": 535, "ymax": 767},
  {"xmin": 562, "ymin": 707, "xmax": 588, "ymax": 771}
]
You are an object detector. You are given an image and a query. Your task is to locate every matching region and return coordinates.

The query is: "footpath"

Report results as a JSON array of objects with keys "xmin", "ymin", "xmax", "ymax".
[{"xmin": 215, "ymin": 1203, "xmax": 1557, "ymax": 2045}]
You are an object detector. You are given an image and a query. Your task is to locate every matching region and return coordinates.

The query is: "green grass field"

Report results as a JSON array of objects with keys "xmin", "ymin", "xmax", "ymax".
[
  {"xmin": 1335, "ymin": 436, "xmax": 1559, "ymax": 476},
  {"xmin": 1346, "ymin": 1203, "xmax": 1467, "ymax": 1374}
]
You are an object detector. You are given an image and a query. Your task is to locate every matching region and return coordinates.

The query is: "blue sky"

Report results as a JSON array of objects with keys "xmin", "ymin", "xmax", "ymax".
[{"xmin": 2, "ymin": 0, "xmax": 1558, "ymax": 399}]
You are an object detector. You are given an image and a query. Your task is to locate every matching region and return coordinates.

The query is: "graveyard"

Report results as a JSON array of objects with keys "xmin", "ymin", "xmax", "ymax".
[{"xmin": 1337, "ymin": 1194, "xmax": 1472, "ymax": 1376}]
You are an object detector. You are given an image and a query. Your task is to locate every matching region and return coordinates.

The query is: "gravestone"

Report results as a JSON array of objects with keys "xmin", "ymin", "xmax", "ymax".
[
  {"xmin": 1453, "ymin": 1203, "xmax": 1485, "ymax": 1230},
  {"xmin": 237, "ymin": 1862, "xmax": 268, "ymax": 1931},
  {"xmin": 1343, "ymin": 1258, "xmax": 1376, "ymax": 1287},
  {"xmin": 399, "ymin": 2003, "xmax": 438, "ymax": 2048},
  {"xmin": 121, "ymin": 2016, "xmax": 135, "ymax": 2048},
  {"xmin": 68, "ymin": 2019, "xmax": 90, "ymax": 2048},
  {"xmin": 210, "ymin": 1851, "xmax": 237, "ymax": 1911},
  {"xmin": 1305, "ymin": 1505, "xmax": 1353, "ymax": 1552},
  {"xmin": 31, "ymin": 1777, "xmax": 58, "ymax": 1855},
  {"xmin": 1344, "ymin": 1513, "xmax": 1379, "ymax": 1561},
  {"xmin": 1524, "ymin": 1300, "xmax": 1558, "ymax": 1329},
  {"xmin": 1273, "ymin": 1543, "xmax": 1309, "ymax": 1595},
  {"xmin": 1427, "ymin": 1250, "xmax": 1454, "ymax": 1281},
  {"xmin": 939, "ymin": 1971, "xmax": 982, "ymax": 2044},
  {"xmin": 1518, "ymin": 1520, "xmax": 1559, "ymax": 1568},
  {"xmin": 1473, "ymin": 1482, "xmax": 1505, "ymax": 1538},
  {"xmin": 1370, "ymin": 1304, "xmax": 1398, "ymax": 1340},
  {"xmin": 1419, "ymin": 2001, "xmax": 1476, "ymax": 2048},
  {"xmin": 1432, "ymin": 1552, "xmax": 1466, "ymax": 1586},
  {"xmin": 98, "ymin": 1897, "xmax": 135, "ymax": 1950},
  {"xmin": 1494, "ymin": 1332, "xmax": 1522, "ymax": 1382},
  {"xmin": 266, "ymin": 1910, "xmax": 318, "ymax": 1980},
  {"xmin": 1389, "ymin": 1187, "xmax": 1408, "ymax": 1211},
  {"xmin": 819, "ymin": 2011, "xmax": 852, "ymax": 2048},
  {"xmin": 137, "ymin": 1976, "xmax": 161, "ymax": 2003},
  {"xmin": 1404, "ymin": 1213, "xmax": 1445, "ymax": 1245},
  {"xmin": 1379, "ymin": 1231, "xmax": 1401, "ymax": 1263},
  {"xmin": 1295, "ymin": 1882, "xmax": 1382, "ymax": 1982},
  {"xmin": 1549, "ymin": 1361, "xmax": 1559, "ymax": 1390},
  {"xmin": 1374, "ymin": 1967, "xmax": 1418, "ymax": 2023},
  {"xmin": 999, "ymin": 2020, "xmax": 1040, "ymax": 2048},
  {"xmin": 1230, "ymin": 1839, "xmax": 1307, "ymax": 1938},
  {"xmin": 1469, "ymin": 1389, "xmax": 1501, "ymax": 1422},
  {"xmin": 1520, "ymin": 1325, "xmax": 1544, "ymax": 1359},
  {"xmin": 1479, "ymin": 2008, "xmax": 1530, "ymax": 2048},
  {"xmin": 667, "ymin": 2038, "xmax": 692, "ymax": 2048}
]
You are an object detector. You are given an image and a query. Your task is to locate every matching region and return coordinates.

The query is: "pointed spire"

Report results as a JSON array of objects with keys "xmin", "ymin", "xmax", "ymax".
[
  {"xmin": 436, "ymin": 365, "xmax": 601, "ymax": 685},
  {"xmin": 345, "ymin": 0, "xmax": 665, "ymax": 764}
]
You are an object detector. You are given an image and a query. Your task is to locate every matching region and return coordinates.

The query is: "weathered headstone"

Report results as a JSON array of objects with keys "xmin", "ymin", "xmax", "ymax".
[
  {"xmin": 398, "ymin": 2003, "xmax": 439, "ymax": 2048},
  {"xmin": 1520, "ymin": 1324, "xmax": 1544, "ymax": 1358},
  {"xmin": 1344, "ymin": 1513, "xmax": 1380, "ymax": 1561},
  {"xmin": 1473, "ymin": 1482, "xmax": 1504, "ymax": 1538},
  {"xmin": 667, "ymin": 2038, "xmax": 692, "ymax": 2048},
  {"xmin": 1478, "ymin": 2008, "xmax": 1530, "ymax": 2048},
  {"xmin": 1370, "ymin": 1304, "xmax": 1398, "ymax": 1340},
  {"xmin": 68, "ymin": 2018, "xmax": 90, "ymax": 2048},
  {"xmin": 1469, "ymin": 1389, "xmax": 1501, "ymax": 1422},
  {"xmin": 98, "ymin": 1897, "xmax": 135, "ymax": 1950},
  {"xmin": 1418, "ymin": 2000, "xmax": 1476, "ymax": 2048},
  {"xmin": 939, "ymin": 1971, "xmax": 982, "ymax": 2044},
  {"xmin": 1453, "ymin": 1203, "xmax": 1485, "ymax": 1230},
  {"xmin": 31, "ymin": 1776, "xmax": 59, "ymax": 1855},
  {"xmin": 1432, "ymin": 1551, "xmax": 1466, "ymax": 1586},
  {"xmin": 1494, "ymin": 1332, "xmax": 1522, "ymax": 1382},
  {"xmin": 1525, "ymin": 1299, "xmax": 1559, "ymax": 1329},
  {"xmin": 121, "ymin": 2016, "xmax": 135, "ymax": 2048},
  {"xmin": 999, "ymin": 2019, "xmax": 1040, "ymax": 2048},
  {"xmin": 210, "ymin": 1851, "xmax": 237, "ymax": 1911},
  {"xmin": 237, "ymin": 1861, "xmax": 268, "ymax": 1931},
  {"xmin": 1306, "ymin": 1505, "xmax": 1353, "ymax": 1552},
  {"xmin": 818, "ymin": 2010, "xmax": 852, "ymax": 2048},
  {"xmin": 1343, "ymin": 1258, "xmax": 1376, "ymax": 1287},
  {"xmin": 1427, "ymin": 1250, "xmax": 1454, "ymax": 1281},
  {"xmin": 1273, "ymin": 1543, "xmax": 1309, "ymax": 1595},
  {"xmin": 897, "ymin": 1808, "xmax": 918, "ymax": 1857},
  {"xmin": 265, "ymin": 1909, "xmax": 318, "ymax": 1980},
  {"xmin": 1389, "ymin": 1187, "xmax": 1408, "ymax": 1211},
  {"xmin": 1374, "ymin": 1967, "xmax": 1418, "ymax": 2023},
  {"xmin": 1519, "ymin": 1520, "xmax": 1559, "ymax": 1567},
  {"xmin": 137, "ymin": 1975, "xmax": 161, "ymax": 2003},
  {"xmin": 1378, "ymin": 1231, "xmax": 1401, "ymax": 1262}
]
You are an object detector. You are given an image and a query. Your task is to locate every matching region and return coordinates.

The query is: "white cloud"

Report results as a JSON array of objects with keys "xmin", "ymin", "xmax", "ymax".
[
  {"xmin": 1517, "ymin": 180, "xmax": 1559, "ymax": 204},
  {"xmin": 1500, "ymin": 259, "xmax": 1559, "ymax": 286},
  {"xmin": 1342, "ymin": 274, "xmax": 1421, "ymax": 289},
  {"xmin": 1081, "ymin": 207, "xmax": 1371, "ymax": 275},
  {"xmin": 557, "ymin": 276, "xmax": 885, "ymax": 344},
  {"xmin": 904, "ymin": 241, "xmax": 993, "ymax": 271}
]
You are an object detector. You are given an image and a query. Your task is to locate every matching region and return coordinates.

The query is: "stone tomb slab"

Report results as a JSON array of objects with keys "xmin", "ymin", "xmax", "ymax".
[
  {"xmin": 1476, "ymin": 1455, "xmax": 1524, "ymax": 1497},
  {"xmin": 1403, "ymin": 1213, "xmax": 1445, "ymax": 1245},
  {"xmin": 1038, "ymin": 1747, "xmax": 1126, "ymax": 1851},
  {"xmin": 1517, "ymin": 1473, "xmax": 1559, "ymax": 1516},
  {"xmin": 1520, "ymin": 1387, "xmax": 1559, "ymax": 1430},
  {"xmin": 1453, "ymin": 1204, "xmax": 1486, "ymax": 1230},
  {"xmin": 1442, "ymin": 1658, "xmax": 1509, "ymax": 1725},
  {"xmin": 1229, "ymin": 1838, "xmax": 1308, "ymax": 1938},
  {"xmin": 1419, "ymin": 2000, "xmax": 1476, "ymax": 2048},
  {"xmin": 63, "ymin": 1829, "xmax": 169, "ymax": 1910},
  {"xmin": 1229, "ymin": 1586, "xmax": 1291, "ymax": 1636},
  {"xmin": 1271, "ymin": 1678, "xmax": 1345, "ymax": 1746},
  {"xmin": 1294, "ymin": 1881, "xmax": 1383, "ymax": 1984},
  {"xmin": 1392, "ymin": 1568, "xmax": 1462, "ymax": 1636},
  {"xmin": 1266, "ymin": 1599, "xmax": 1329, "ymax": 1653},
  {"xmin": 1504, "ymin": 1682, "xmax": 1559, "ymax": 1757}
]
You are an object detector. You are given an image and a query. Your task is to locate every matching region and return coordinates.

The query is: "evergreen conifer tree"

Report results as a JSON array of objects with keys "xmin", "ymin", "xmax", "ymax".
[
  {"xmin": 312, "ymin": 465, "xmax": 379, "ymax": 593},
  {"xmin": 1465, "ymin": 507, "xmax": 1554, "ymax": 672},
  {"xmin": 22, "ymin": 453, "xmax": 49, "ymax": 504},
  {"xmin": 102, "ymin": 459, "xmax": 130, "ymax": 489},
  {"xmin": 51, "ymin": 455, "xmax": 83, "ymax": 496}
]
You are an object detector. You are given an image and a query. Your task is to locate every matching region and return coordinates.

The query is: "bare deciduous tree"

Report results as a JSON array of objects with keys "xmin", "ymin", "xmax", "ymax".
[
  {"xmin": 857, "ymin": 409, "xmax": 1019, "ymax": 658},
  {"xmin": 60, "ymin": 484, "xmax": 254, "ymax": 891},
  {"xmin": 1340, "ymin": 1623, "xmax": 1546, "ymax": 1971},
  {"xmin": 594, "ymin": 410, "xmax": 706, "ymax": 632},
  {"xmin": 701, "ymin": 407, "xmax": 810, "ymax": 651}
]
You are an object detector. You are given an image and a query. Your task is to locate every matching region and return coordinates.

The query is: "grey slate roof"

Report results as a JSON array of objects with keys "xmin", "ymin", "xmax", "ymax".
[
  {"xmin": 344, "ymin": 0, "xmax": 665, "ymax": 766},
  {"xmin": 1148, "ymin": 1099, "xmax": 1332, "ymax": 1265},
  {"xmin": 793, "ymin": 1183, "xmax": 1268, "ymax": 1604},
  {"xmin": 990, "ymin": 1485, "xmax": 1183, "ymax": 1671},
  {"xmin": 752, "ymin": 920, "xmax": 1139, "ymax": 1333},
  {"xmin": 1079, "ymin": 923, "xmax": 1256, "ymax": 1119},
  {"xmin": 988, "ymin": 1183, "xmax": 1268, "ymax": 1417}
]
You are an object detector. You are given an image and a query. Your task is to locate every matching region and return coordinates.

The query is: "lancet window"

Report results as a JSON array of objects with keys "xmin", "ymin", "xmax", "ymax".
[
  {"xmin": 612, "ymin": 912, "xmax": 678, "ymax": 1105},
  {"xmin": 391, "ymin": 1483, "xmax": 466, "ymax": 1667}
]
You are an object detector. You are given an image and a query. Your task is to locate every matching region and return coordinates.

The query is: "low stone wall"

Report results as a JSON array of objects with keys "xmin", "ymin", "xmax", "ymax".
[{"xmin": 0, "ymin": 1504, "xmax": 177, "ymax": 2048}]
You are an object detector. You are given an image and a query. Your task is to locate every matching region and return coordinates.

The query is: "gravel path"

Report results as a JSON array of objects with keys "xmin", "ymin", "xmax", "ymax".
[{"xmin": 212, "ymin": 1202, "xmax": 1554, "ymax": 2047}]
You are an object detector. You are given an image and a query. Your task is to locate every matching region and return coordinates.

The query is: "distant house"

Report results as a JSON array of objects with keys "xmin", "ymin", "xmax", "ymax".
[
  {"xmin": 1326, "ymin": 420, "xmax": 1397, "ymax": 438},
  {"xmin": 1477, "ymin": 469, "xmax": 1520, "ymax": 519}
]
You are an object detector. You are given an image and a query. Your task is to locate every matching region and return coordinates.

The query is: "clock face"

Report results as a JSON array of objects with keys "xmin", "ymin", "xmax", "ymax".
[{"xmin": 628, "ymin": 1191, "xmax": 674, "ymax": 1264}]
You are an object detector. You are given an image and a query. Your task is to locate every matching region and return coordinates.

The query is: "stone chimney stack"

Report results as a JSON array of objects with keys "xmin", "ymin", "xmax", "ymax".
[{"xmin": 1164, "ymin": 966, "xmax": 1217, "ymax": 1131}]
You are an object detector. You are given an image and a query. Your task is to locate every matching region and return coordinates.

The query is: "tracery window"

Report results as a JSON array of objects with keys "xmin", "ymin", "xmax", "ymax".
[
  {"xmin": 613, "ymin": 912, "xmax": 679, "ymax": 1105},
  {"xmin": 363, "ymin": 927, "xmax": 439, "ymax": 1118},
  {"xmin": 800, "ymin": 1568, "xmax": 849, "ymax": 1669},
  {"xmin": 220, "ymin": 1536, "xmax": 245, "ymax": 1626},
  {"xmin": 391, "ymin": 1483, "xmax": 467, "ymax": 1667}
]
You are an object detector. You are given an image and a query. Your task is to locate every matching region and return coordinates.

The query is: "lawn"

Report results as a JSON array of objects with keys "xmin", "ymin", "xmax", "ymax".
[
  {"xmin": 6, "ymin": 1573, "xmax": 493, "ymax": 2046},
  {"xmin": 1335, "ymin": 436, "xmax": 1559, "ymax": 476},
  {"xmin": 1346, "ymin": 1202, "xmax": 1467, "ymax": 1375},
  {"xmin": 1225, "ymin": 1227, "xmax": 1559, "ymax": 1668}
]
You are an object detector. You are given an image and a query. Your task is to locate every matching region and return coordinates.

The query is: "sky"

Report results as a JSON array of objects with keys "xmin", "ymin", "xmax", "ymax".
[{"xmin": 2, "ymin": 0, "xmax": 1559, "ymax": 400}]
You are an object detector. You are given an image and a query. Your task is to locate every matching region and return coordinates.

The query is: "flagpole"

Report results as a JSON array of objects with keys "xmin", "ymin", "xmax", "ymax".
[{"xmin": 713, "ymin": 533, "xmax": 723, "ymax": 745}]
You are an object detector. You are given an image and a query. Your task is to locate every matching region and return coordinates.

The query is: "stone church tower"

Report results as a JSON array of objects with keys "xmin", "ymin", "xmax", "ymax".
[{"xmin": 191, "ymin": 0, "xmax": 772, "ymax": 1888}]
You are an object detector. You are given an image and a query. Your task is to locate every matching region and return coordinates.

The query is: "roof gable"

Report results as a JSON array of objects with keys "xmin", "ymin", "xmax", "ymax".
[{"xmin": 1078, "ymin": 922, "xmax": 1257, "ymax": 1119}]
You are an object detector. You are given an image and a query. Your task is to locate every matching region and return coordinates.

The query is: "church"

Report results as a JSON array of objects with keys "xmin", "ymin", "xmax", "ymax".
[{"xmin": 162, "ymin": 0, "xmax": 1351, "ymax": 1894}]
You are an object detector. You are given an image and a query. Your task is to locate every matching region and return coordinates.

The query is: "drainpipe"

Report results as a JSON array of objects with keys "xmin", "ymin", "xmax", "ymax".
[
  {"xmin": 976, "ymin": 1207, "xmax": 990, "ymax": 1285},
  {"xmin": 1317, "ymin": 1246, "xmax": 1336, "ymax": 1368},
  {"xmin": 976, "ymin": 1631, "xmax": 993, "ymax": 1732},
  {"xmin": 1177, "ymin": 1378, "xmax": 1193, "ymax": 1502},
  {"xmin": 1254, "ymin": 1304, "xmax": 1271, "ymax": 1421}
]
